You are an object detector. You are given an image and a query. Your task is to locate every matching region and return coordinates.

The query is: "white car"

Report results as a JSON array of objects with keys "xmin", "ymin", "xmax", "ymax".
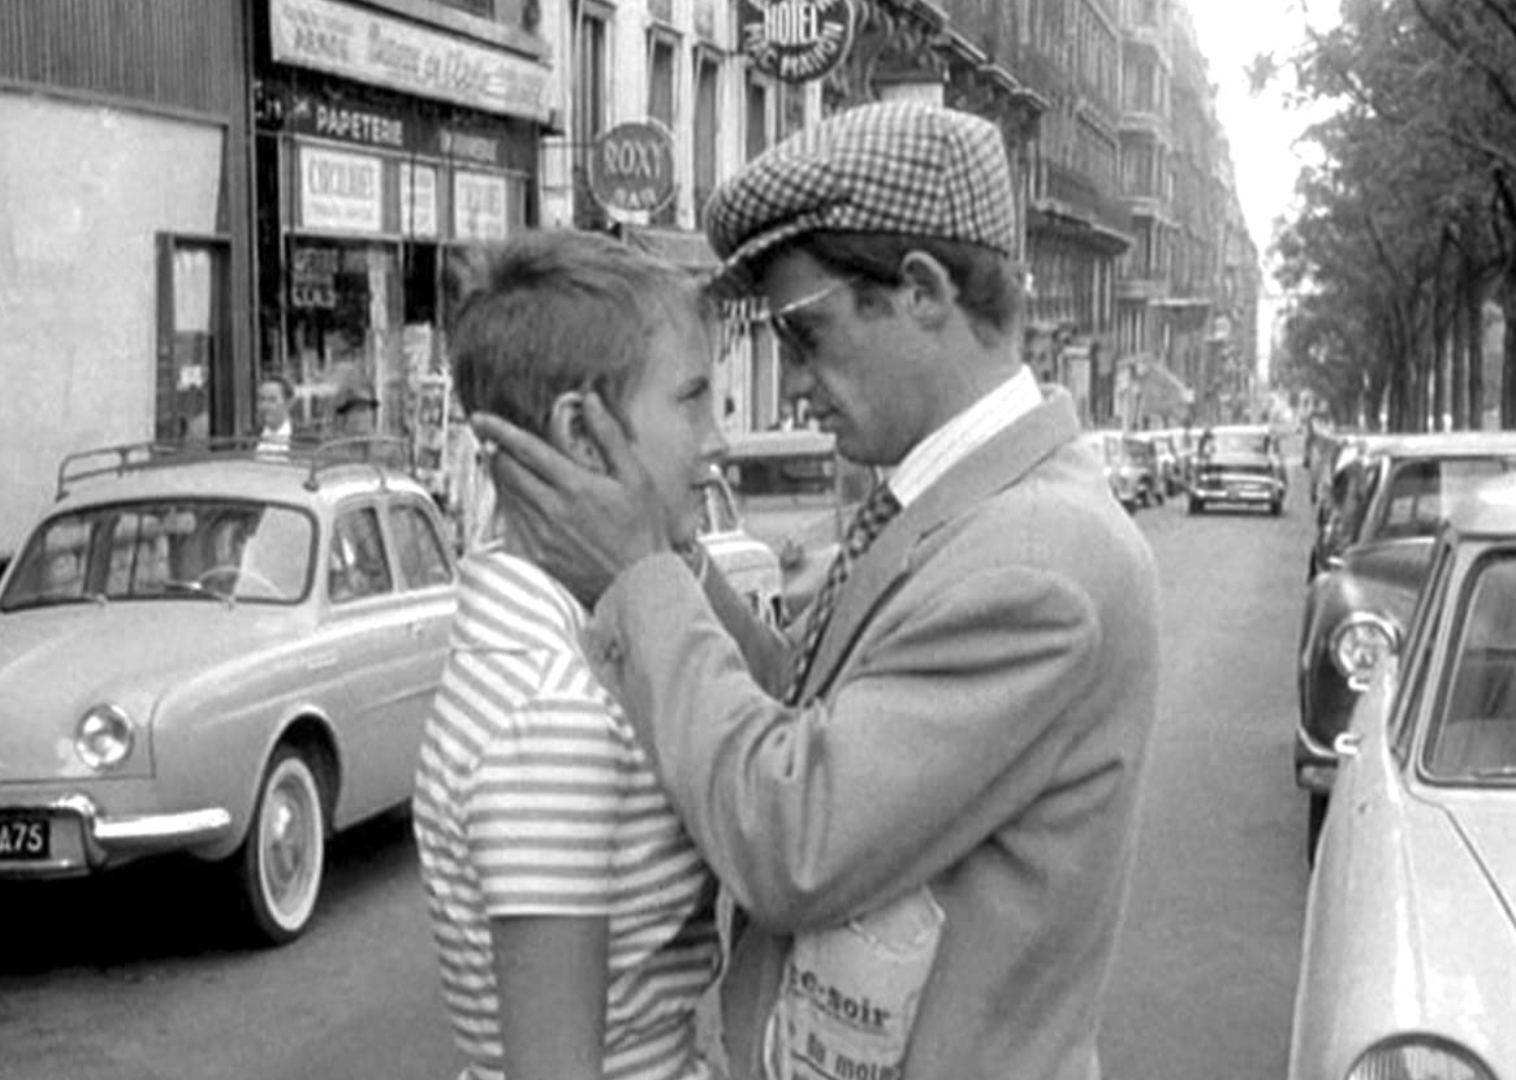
[
  {"xmin": 698, "ymin": 466, "xmax": 784, "ymax": 626},
  {"xmin": 1289, "ymin": 476, "xmax": 1516, "ymax": 1080}
]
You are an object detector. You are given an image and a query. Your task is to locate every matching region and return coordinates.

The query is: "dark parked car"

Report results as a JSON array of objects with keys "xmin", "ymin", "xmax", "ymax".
[
  {"xmin": 1190, "ymin": 424, "xmax": 1288, "ymax": 515},
  {"xmin": 1295, "ymin": 431, "xmax": 1516, "ymax": 858}
]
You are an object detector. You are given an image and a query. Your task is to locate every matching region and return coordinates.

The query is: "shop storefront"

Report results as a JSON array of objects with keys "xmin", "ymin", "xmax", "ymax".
[{"xmin": 253, "ymin": 0, "xmax": 550, "ymax": 499}]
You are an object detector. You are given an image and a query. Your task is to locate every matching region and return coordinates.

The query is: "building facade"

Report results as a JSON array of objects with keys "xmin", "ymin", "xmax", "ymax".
[
  {"xmin": 0, "ymin": 0, "xmax": 1260, "ymax": 563},
  {"xmin": 0, "ymin": 0, "xmax": 255, "ymax": 561}
]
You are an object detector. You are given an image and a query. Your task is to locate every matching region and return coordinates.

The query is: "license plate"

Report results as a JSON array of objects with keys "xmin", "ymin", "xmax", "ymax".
[{"xmin": 0, "ymin": 815, "xmax": 50, "ymax": 860}]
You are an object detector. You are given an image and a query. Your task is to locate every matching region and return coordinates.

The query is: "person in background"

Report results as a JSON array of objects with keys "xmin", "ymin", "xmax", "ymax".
[
  {"xmin": 256, "ymin": 375, "xmax": 295, "ymax": 453},
  {"xmin": 411, "ymin": 229, "xmax": 730, "ymax": 1080},
  {"xmin": 472, "ymin": 101, "xmax": 1162, "ymax": 1080},
  {"xmin": 331, "ymin": 375, "xmax": 379, "ymax": 437}
]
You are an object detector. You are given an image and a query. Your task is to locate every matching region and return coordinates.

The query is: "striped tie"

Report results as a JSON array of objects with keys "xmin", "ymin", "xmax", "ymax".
[{"xmin": 785, "ymin": 483, "xmax": 902, "ymax": 704}]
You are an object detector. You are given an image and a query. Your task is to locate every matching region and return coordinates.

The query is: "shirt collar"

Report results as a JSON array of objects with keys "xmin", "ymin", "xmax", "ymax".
[{"xmin": 887, "ymin": 366, "xmax": 1042, "ymax": 508}]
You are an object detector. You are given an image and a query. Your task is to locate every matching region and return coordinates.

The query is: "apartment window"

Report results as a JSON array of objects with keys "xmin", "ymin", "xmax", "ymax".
[
  {"xmin": 648, "ymin": 31, "xmax": 680, "ymax": 225},
  {"xmin": 693, "ymin": 49, "xmax": 721, "ymax": 227},
  {"xmin": 573, "ymin": 3, "xmax": 611, "ymax": 198},
  {"xmin": 746, "ymin": 74, "xmax": 771, "ymax": 162}
]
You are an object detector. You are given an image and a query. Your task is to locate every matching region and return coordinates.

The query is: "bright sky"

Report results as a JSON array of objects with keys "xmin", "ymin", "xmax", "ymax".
[
  {"xmin": 1186, "ymin": 0, "xmax": 1337, "ymax": 383},
  {"xmin": 1186, "ymin": 0, "xmax": 1325, "ymax": 262}
]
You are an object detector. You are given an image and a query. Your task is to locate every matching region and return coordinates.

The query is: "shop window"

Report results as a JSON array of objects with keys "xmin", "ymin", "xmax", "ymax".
[{"xmin": 155, "ymin": 236, "xmax": 231, "ymax": 444}]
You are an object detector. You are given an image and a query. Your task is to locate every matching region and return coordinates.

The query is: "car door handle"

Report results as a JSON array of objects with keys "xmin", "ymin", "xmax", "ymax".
[
  {"xmin": 1332, "ymin": 732, "xmax": 1363, "ymax": 758},
  {"xmin": 305, "ymin": 653, "xmax": 338, "ymax": 673},
  {"xmin": 405, "ymin": 621, "xmax": 426, "ymax": 638}
]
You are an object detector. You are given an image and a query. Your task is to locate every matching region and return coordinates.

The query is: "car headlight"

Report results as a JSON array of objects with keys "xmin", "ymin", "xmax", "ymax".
[
  {"xmin": 1329, "ymin": 613, "xmax": 1401, "ymax": 691},
  {"xmin": 1346, "ymin": 1035, "xmax": 1494, "ymax": 1080},
  {"xmin": 76, "ymin": 703, "xmax": 135, "ymax": 770}
]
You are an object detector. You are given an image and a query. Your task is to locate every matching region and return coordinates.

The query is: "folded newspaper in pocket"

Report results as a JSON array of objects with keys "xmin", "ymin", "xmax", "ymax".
[{"xmin": 763, "ymin": 886, "xmax": 945, "ymax": 1080}]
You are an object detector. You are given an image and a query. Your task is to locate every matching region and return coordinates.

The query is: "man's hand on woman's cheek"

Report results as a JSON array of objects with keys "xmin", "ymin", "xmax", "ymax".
[{"xmin": 471, "ymin": 402, "xmax": 669, "ymax": 606}]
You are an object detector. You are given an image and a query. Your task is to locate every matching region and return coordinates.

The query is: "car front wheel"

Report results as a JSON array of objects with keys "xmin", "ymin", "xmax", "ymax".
[
  {"xmin": 1189, "ymin": 497, "xmax": 1204, "ymax": 515},
  {"xmin": 234, "ymin": 746, "xmax": 328, "ymax": 945}
]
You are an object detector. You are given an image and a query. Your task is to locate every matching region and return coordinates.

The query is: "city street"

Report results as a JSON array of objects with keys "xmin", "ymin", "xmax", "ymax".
[{"xmin": 1, "ymin": 469, "xmax": 1316, "ymax": 1080}]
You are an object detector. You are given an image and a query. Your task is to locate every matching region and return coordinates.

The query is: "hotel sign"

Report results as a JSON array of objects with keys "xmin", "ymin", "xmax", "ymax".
[
  {"xmin": 270, "ymin": 0, "xmax": 550, "ymax": 122},
  {"xmin": 739, "ymin": 0, "xmax": 855, "ymax": 84}
]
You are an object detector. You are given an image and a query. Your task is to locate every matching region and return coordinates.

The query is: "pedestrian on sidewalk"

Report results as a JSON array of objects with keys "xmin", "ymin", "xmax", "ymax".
[{"xmin": 474, "ymin": 101, "xmax": 1161, "ymax": 1080}]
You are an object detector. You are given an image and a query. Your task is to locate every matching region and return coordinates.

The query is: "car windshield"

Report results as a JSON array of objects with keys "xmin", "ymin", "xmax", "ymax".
[
  {"xmin": 725, "ymin": 452, "xmax": 837, "ymax": 499},
  {"xmin": 1371, "ymin": 457, "xmax": 1516, "ymax": 541},
  {"xmin": 1423, "ymin": 553, "xmax": 1516, "ymax": 783},
  {"xmin": 1202, "ymin": 430, "xmax": 1272, "ymax": 456},
  {"xmin": 0, "ymin": 498, "xmax": 315, "ymax": 610}
]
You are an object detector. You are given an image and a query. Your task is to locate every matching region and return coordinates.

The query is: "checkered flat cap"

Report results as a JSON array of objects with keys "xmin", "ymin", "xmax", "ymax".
[{"xmin": 705, "ymin": 102, "xmax": 1018, "ymax": 291}]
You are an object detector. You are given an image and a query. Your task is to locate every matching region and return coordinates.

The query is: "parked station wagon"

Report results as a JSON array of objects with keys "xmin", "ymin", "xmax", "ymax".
[
  {"xmin": 1290, "ymin": 475, "xmax": 1516, "ymax": 1080},
  {"xmin": 0, "ymin": 438, "xmax": 456, "ymax": 943}
]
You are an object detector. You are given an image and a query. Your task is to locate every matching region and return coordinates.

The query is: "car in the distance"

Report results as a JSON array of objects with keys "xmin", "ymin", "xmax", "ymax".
[
  {"xmin": 721, "ymin": 430, "xmax": 876, "ymax": 621},
  {"xmin": 1289, "ymin": 476, "xmax": 1516, "ymax": 1080},
  {"xmin": 1189, "ymin": 423, "xmax": 1288, "ymax": 515},
  {"xmin": 0, "ymin": 437, "xmax": 457, "ymax": 944},
  {"xmin": 1080, "ymin": 429, "xmax": 1143, "ymax": 513},
  {"xmin": 697, "ymin": 465, "xmax": 784, "ymax": 626},
  {"xmin": 1295, "ymin": 431, "xmax": 1516, "ymax": 857}
]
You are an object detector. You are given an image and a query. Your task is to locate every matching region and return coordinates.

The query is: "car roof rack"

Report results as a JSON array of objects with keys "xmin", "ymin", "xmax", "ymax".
[{"xmin": 55, "ymin": 436, "xmax": 418, "ymax": 501}]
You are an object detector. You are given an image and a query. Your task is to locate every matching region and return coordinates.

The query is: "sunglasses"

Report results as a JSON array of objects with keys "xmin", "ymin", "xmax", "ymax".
[{"xmin": 766, "ymin": 277, "xmax": 855, "ymax": 356}]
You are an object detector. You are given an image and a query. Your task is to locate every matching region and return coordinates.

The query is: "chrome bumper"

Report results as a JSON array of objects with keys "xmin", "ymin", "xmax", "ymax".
[{"xmin": 0, "ymin": 792, "xmax": 233, "ymax": 877}]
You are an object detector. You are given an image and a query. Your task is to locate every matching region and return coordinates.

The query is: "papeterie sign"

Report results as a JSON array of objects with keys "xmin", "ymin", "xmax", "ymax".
[
  {"xmin": 589, "ymin": 121, "xmax": 676, "ymax": 215},
  {"xmin": 270, "ymin": 0, "xmax": 551, "ymax": 122},
  {"xmin": 739, "ymin": 0, "xmax": 855, "ymax": 84}
]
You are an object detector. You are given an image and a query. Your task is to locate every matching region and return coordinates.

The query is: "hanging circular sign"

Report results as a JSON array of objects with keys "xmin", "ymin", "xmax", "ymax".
[
  {"xmin": 589, "ymin": 120, "xmax": 676, "ymax": 216},
  {"xmin": 739, "ymin": 0, "xmax": 856, "ymax": 84}
]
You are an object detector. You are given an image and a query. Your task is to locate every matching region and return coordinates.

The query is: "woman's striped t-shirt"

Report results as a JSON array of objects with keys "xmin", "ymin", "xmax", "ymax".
[{"xmin": 413, "ymin": 549, "xmax": 720, "ymax": 1080}]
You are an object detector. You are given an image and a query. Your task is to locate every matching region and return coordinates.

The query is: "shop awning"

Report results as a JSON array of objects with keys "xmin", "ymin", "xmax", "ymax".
[
  {"xmin": 1137, "ymin": 359, "xmax": 1194, "ymax": 416},
  {"xmin": 625, "ymin": 225, "xmax": 720, "ymax": 273}
]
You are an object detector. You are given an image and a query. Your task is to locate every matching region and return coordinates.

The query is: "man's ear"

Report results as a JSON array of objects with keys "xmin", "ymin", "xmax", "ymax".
[
  {"xmin": 898, "ymin": 250, "xmax": 956, "ymax": 331},
  {"xmin": 547, "ymin": 391, "xmax": 608, "ymax": 473}
]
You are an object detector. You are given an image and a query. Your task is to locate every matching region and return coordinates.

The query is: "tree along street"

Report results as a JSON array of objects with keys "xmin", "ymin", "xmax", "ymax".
[{"xmin": 0, "ymin": 471, "xmax": 1317, "ymax": 1079}]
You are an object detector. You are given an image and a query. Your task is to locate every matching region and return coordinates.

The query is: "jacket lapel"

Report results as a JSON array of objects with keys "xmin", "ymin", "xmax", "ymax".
[{"xmin": 797, "ymin": 389, "xmax": 1082, "ymax": 704}]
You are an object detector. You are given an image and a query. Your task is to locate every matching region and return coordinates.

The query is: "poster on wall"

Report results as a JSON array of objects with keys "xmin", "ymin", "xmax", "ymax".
[
  {"xmin": 454, "ymin": 171, "xmax": 508, "ymax": 242},
  {"xmin": 299, "ymin": 145, "xmax": 383, "ymax": 234},
  {"xmin": 399, "ymin": 163, "xmax": 438, "ymax": 239}
]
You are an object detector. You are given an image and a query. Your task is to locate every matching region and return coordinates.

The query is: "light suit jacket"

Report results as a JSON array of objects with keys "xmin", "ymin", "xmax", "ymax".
[{"xmin": 587, "ymin": 388, "xmax": 1160, "ymax": 1080}]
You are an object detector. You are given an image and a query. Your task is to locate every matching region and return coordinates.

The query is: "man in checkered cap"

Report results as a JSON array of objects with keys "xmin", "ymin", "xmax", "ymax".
[{"xmin": 473, "ymin": 101, "xmax": 1159, "ymax": 1080}]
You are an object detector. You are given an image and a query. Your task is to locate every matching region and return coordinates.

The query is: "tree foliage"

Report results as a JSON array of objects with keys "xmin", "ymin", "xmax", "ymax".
[{"xmin": 1272, "ymin": 0, "xmax": 1516, "ymax": 430}]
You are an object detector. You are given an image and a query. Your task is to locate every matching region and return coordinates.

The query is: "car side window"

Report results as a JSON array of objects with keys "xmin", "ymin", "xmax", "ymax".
[
  {"xmin": 1390, "ymin": 538, "xmax": 1454, "ymax": 764},
  {"xmin": 386, "ymin": 503, "xmax": 453, "ymax": 591},
  {"xmin": 328, "ymin": 507, "xmax": 392, "ymax": 603}
]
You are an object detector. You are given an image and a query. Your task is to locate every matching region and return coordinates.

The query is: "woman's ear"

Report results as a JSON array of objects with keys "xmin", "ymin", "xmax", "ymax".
[{"xmin": 547, "ymin": 391, "xmax": 608, "ymax": 473}]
